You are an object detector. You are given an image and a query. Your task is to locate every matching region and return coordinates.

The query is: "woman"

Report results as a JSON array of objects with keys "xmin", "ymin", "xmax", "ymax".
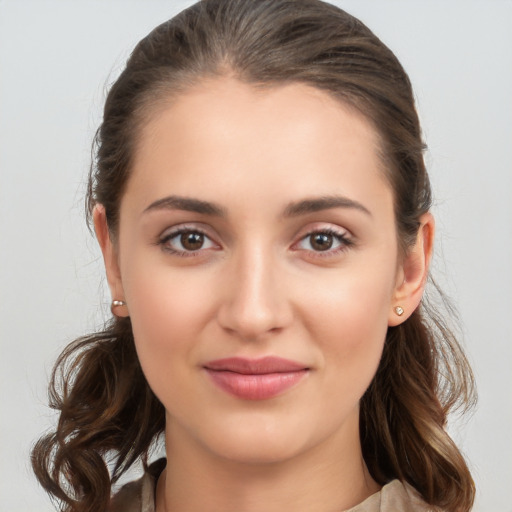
[{"xmin": 31, "ymin": 0, "xmax": 476, "ymax": 511}]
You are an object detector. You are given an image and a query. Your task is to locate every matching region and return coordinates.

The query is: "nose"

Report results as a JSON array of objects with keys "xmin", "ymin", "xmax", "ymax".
[{"xmin": 217, "ymin": 245, "xmax": 293, "ymax": 341}]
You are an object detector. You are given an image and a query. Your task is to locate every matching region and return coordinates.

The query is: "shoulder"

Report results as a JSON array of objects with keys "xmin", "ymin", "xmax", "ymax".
[
  {"xmin": 347, "ymin": 480, "xmax": 439, "ymax": 512},
  {"xmin": 380, "ymin": 480, "xmax": 439, "ymax": 512},
  {"xmin": 108, "ymin": 459, "xmax": 166, "ymax": 512}
]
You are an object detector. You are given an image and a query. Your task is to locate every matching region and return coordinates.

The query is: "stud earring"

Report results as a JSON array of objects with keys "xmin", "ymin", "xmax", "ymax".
[
  {"xmin": 111, "ymin": 300, "xmax": 127, "ymax": 315},
  {"xmin": 394, "ymin": 306, "xmax": 404, "ymax": 316}
]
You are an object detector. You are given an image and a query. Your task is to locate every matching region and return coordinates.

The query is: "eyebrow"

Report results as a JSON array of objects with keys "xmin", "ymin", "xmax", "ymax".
[
  {"xmin": 142, "ymin": 194, "xmax": 371, "ymax": 218},
  {"xmin": 283, "ymin": 195, "xmax": 372, "ymax": 217},
  {"xmin": 143, "ymin": 195, "xmax": 227, "ymax": 217}
]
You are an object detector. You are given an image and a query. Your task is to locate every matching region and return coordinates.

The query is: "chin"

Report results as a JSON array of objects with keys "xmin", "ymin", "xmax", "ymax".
[{"xmin": 189, "ymin": 409, "xmax": 322, "ymax": 466}]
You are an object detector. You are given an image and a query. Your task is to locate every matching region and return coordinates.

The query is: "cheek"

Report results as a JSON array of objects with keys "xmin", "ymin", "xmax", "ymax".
[
  {"xmin": 300, "ymin": 263, "xmax": 395, "ymax": 391},
  {"xmin": 120, "ymin": 257, "xmax": 216, "ymax": 397}
]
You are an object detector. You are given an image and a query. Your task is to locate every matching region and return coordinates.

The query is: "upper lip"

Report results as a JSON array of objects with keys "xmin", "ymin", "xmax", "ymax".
[{"xmin": 204, "ymin": 356, "xmax": 308, "ymax": 374}]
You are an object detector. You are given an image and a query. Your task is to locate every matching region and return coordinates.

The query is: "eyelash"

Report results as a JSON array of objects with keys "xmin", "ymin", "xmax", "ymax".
[
  {"xmin": 158, "ymin": 227, "xmax": 216, "ymax": 257},
  {"xmin": 294, "ymin": 228, "xmax": 354, "ymax": 258},
  {"xmin": 157, "ymin": 226, "xmax": 353, "ymax": 258}
]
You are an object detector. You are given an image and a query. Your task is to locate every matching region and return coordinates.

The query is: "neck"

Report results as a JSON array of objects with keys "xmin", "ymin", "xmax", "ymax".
[{"xmin": 156, "ymin": 413, "xmax": 380, "ymax": 512}]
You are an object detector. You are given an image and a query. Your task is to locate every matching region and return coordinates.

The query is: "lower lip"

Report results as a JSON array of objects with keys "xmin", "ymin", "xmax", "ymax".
[{"xmin": 205, "ymin": 369, "xmax": 308, "ymax": 400}]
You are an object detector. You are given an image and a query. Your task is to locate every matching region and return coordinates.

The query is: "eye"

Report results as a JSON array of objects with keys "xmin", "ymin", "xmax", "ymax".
[
  {"xmin": 294, "ymin": 228, "xmax": 353, "ymax": 255},
  {"xmin": 159, "ymin": 228, "xmax": 217, "ymax": 255}
]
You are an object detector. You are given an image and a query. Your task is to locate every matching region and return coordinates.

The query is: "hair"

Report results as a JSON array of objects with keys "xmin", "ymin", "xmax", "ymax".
[{"xmin": 32, "ymin": 1, "xmax": 476, "ymax": 511}]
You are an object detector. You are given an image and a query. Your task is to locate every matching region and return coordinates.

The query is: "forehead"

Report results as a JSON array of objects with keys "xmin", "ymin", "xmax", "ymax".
[
  {"xmin": 134, "ymin": 77, "xmax": 382, "ymax": 162},
  {"xmin": 126, "ymin": 77, "xmax": 392, "ymax": 219}
]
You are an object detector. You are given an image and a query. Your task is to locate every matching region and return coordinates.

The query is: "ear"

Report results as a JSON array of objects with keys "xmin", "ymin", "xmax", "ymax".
[
  {"xmin": 388, "ymin": 213, "xmax": 435, "ymax": 326},
  {"xmin": 93, "ymin": 205, "xmax": 129, "ymax": 317}
]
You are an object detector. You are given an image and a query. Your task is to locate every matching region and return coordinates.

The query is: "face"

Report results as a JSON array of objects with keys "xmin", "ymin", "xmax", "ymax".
[{"xmin": 100, "ymin": 77, "xmax": 421, "ymax": 465}]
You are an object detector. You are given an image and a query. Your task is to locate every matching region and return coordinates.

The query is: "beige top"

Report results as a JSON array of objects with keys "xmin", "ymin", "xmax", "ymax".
[{"xmin": 109, "ymin": 459, "xmax": 435, "ymax": 511}]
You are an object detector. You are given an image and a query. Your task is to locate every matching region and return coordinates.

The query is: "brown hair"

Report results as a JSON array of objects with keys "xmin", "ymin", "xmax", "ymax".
[{"xmin": 32, "ymin": 1, "xmax": 476, "ymax": 511}]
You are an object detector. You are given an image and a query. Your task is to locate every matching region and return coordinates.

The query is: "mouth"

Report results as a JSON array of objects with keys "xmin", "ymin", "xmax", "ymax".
[{"xmin": 203, "ymin": 356, "xmax": 310, "ymax": 400}]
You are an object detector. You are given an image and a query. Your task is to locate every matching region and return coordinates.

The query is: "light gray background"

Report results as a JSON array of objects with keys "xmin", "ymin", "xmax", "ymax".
[{"xmin": 1, "ymin": 1, "xmax": 511, "ymax": 510}]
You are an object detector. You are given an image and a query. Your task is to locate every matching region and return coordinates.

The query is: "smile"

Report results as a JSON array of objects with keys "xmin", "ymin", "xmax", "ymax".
[{"xmin": 203, "ymin": 357, "xmax": 310, "ymax": 400}]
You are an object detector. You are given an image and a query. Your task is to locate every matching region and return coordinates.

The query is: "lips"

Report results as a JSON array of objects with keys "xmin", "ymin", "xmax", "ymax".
[{"xmin": 203, "ymin": 356, "xmax": 309, "ymax": 400}]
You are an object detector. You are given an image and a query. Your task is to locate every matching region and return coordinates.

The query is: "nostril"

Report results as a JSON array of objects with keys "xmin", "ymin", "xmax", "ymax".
[{"xmin": 217, "ymin": 305, "xmax": 289, "ymax": 341}]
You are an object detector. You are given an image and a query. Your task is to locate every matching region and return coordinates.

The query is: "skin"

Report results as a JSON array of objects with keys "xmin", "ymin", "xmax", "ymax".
[{"xmin": 95, "ymin": 77, "xmax": 434, "ymax": 511}]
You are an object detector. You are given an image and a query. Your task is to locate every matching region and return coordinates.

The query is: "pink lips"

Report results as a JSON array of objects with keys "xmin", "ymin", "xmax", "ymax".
[{"xmin": 204, "ymin": 356, "xmax": 309, "ymax": 400}]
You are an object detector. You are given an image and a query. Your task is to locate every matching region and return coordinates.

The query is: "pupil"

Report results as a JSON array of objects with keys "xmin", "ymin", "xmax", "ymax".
[
  {"xmin": 311, "ymin": 233, "xmax": 333, "ymax": 251},
  {"xmin": 181, "ymin": 232, "xmax": 204, "ymax": 250}
]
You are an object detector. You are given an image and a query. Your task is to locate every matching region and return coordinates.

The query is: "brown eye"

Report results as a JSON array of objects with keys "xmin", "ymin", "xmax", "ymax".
[
  {"xmin": 180, "ymin": 232, "xmax": 204, "ymax": 251},
  {"xmin": 294, "ymin": 228, "xmax": 352, "ymax": 256},
  {"xmin": 160, "ymin": 228, "xmax": 216, "ymax": 255},
  {"xmin": 309, "ymin": 233, "xmax": 333, "ymax": 251}
]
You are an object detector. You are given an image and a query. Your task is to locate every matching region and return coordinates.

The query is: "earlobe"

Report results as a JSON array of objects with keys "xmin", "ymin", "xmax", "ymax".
[
  {"xmin": 93, "ymin": 205, "xmax": 129, "ymax": 317},
  {"xmin": 388, "ymin": 213, "xmax": 435, "ymax": 326}
]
